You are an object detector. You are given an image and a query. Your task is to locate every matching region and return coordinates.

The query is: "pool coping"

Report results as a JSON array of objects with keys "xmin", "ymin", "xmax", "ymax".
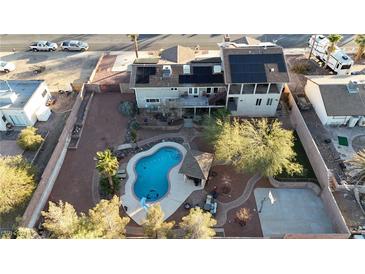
[{"xmin": 121, "ymin": 141, "xmax": 203, "ymax": 225}]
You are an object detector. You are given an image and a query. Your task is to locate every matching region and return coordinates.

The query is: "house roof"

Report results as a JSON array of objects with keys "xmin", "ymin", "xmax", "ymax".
[
  {"xmin": 160, "ymin": 45, "xmax": 195, "ymax": 64},
  {"xmin": 221, "ymin": 44, "xmax": 290, "ymax": 84},
  {"xmin": 179, "ymin": 150, "xmax": 214, "ymax": 180},
  {"xmin": 232, "ymin": 36, "xmax": 261, "ymax": 45},
  {"xmin": 130, "ymin": 63, "xmax": 225, "ymax": 88},
  {"xmin": 307, "ymin": 75, "xmax": 365, "ymax": 116},
  {"xmin": 0, "ymin": 80, "xmax": 43, "ymax": 109}
]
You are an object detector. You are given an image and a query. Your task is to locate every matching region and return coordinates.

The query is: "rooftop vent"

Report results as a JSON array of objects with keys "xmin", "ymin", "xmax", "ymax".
[
  {"xmin": 347, "ymin": 80, "xmax": 359, "ymax": 94},
  {"xmin": 342, "ymin": 55, "xmax": 349, "ymax": 60},
  {"xmin": 183, "ymin": 65, "xmax": 190, "ymax": 74},
  {"xmin": 213, "ymin": 65, "xmax": 222, "ymax": 74},
  {"xmin": 162, "ymin": 65, "xmax": 172, "ymax": 78}
]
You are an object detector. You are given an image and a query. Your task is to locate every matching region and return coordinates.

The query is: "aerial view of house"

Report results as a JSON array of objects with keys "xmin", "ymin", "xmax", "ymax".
[{"xmin": 1, "ymin": 1, "xmax": 364, "ymax": 273}]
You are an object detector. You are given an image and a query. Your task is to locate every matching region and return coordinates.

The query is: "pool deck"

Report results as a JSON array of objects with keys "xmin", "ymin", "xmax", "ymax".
[{"xmin": 121, "ymin": 141, "xmax": 203, "ymax": 225}]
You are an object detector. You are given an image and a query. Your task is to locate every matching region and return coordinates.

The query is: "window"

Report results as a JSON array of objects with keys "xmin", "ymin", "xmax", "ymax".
[
  {"xmin": 341, "ymin": 64, "xmax": 351, "ymax": 70},
  {"xmin": 206, "ymin": 88, "xmax": 211, "ymax": 94},
  {"xmin": 2, "ymin": 115, "xmax": 6, "ymax": 122},
  {"xmin": 213, "ymin": 88, "xmax": 218, "ymax": 93},
  {"xmin": 266, "ymin": 98, "xmax": 273, "ymax": 106},
  {"xmin": 255, "ymin": 98, "xmax": 262, "ymax": 106},
  {"xmin": 255, "ymin": 84, "xmax": 269, "ymax": 94},
  {"xmin": 41, "ymin": 90, "xmax": 48, "ymax": 98},
  {"xmin": 146, "ymin": 98, "xmax": 160, "ymax": 103},
  {"xmin": 242, "ymin": 84, "xmax": 255, "ymax": 94}
]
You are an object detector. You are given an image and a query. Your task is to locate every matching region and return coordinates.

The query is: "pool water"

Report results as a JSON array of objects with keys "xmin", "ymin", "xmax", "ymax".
[{"xmin": 133, "ymin": 147, "xmax": 182, "ymax": 202}]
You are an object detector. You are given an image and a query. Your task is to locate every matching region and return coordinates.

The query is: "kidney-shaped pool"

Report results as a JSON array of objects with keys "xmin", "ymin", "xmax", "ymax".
[{"xmin": 133, "ymin": 146, "xmax": 182, "ymax": 202}]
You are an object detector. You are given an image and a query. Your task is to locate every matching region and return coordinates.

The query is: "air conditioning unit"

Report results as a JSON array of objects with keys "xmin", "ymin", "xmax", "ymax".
[
  {"xmin": 347, "ymin": 80, "xmax": 359, "ymax": 94},
  {"xmin": 213, "ymin": 65, "xmax": 222, "ymax": 74},
  {"xmin": 183, "ymin": 65, "xmax": 190, "ymax": 74},
  {"xmin": 358, "ymin": 116, "xmax": 365, "ymax": 127}
]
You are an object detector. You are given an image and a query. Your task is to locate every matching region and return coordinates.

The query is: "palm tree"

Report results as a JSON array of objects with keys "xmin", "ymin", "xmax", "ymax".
[
  {"xmin": 127, "ymin": 34, "xmax": 139, "ymax": 58},
  {"xmin": 346, "ymin": 149, "xmax": 365, "ymax": 185},
  {"xmin": 308, "ymin": 34, "xmax": 317, "ymax": 60},
  {"xmin": 325, "ymin": 34, "xmax": 343, "ymax": 68},
  {"xmin": 354, "ymin": 34, "xmax": 365, "ymax": 62},
  {"xmin": 96, "ymin": 149, "xmax": 119, "ymax": 191}
]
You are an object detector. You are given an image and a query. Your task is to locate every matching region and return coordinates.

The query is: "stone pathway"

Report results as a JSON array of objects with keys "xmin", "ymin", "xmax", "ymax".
[{"xmin": 215, "ymin": 173, "xmax": 262, "ymax": 227}]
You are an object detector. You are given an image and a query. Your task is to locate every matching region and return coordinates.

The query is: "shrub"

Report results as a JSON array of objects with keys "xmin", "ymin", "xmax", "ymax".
[
  {"xmin": 291, "ymin": 62, "xmax": 310, "ymax": 74},
  {"xmin": 235, "ymin": 208, "xmax": 252, "ymax": 227},
  {"xmin": 17, "ymin": 126, "xmax": 44, "ymax": 151},
  {"xmin": 118, "ymin": 101, "xmax": 136, "ymax": 117},
  {"xmin": 130, "ymin": 129, "xmax": 137, "ymax": 143},
  {"xmin": 100, "ymin": 175, "xmax": 121, "ymax": 196},
  {"xmin": 130, "ymin": 120, "xmax": 140, "ymax": 130}
]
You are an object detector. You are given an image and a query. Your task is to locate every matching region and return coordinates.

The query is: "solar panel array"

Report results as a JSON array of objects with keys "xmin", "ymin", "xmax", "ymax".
[
  {"xmin": 135, "ymin": 67, "xmax": 157, "ymax": 84},
  {"xmin": 229, "ymin": 54, "xmax": 287, "ymax": 83},
  {"xmin": 179, "ymin": 66, "xmax": 224, "ymax": 84}
]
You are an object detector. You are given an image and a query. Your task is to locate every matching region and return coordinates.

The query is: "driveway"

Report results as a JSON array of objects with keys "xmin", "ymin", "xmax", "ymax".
[
  {"xmin": 255, "ymin": 188, "xmax": 335, "ymax": 237},
  {"xmin": 47, "ymin": 91, "xmax": 134, "ymax": 213}
]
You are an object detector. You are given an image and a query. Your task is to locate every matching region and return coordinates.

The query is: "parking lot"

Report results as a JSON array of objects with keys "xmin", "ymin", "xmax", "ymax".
[{"xmin": 0, "ymin": 51, "xmax": 100, "ymax": 91}]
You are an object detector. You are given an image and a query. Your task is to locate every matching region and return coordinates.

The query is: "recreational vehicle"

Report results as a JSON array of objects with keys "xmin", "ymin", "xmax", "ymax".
[{"xmin": 308, "ymin": 35, "xmax": 353, "ymax": 75}]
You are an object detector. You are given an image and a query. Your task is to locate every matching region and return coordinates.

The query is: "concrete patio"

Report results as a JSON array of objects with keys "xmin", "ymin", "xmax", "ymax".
[{"xmin": 255, "ymin": 188, "xmax": 335, "ymax": 237}]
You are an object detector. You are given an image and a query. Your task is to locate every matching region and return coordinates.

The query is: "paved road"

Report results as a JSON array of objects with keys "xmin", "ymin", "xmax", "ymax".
[{"xmin": 0, "ymin": 34, "xmax": 355, "ymax": 52}]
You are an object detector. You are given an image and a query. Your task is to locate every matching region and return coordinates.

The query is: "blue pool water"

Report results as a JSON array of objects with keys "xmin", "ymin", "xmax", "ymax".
[{"xmin": 133, "ymin": 147, "xmax": 182, "ymax": 202}]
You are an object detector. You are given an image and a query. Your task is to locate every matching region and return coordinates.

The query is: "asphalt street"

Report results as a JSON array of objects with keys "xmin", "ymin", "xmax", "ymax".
[{"xmin": 1, "ymin": 34, "xmax": 355, "ymax": 52}]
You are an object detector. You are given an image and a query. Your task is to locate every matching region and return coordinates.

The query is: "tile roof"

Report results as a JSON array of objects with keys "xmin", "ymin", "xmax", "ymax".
[{"xmin": 160, "ymin": 45, "xmax": 195, "ymax": 64}]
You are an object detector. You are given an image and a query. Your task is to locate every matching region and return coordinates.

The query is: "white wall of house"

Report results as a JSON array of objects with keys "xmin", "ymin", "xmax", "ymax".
[{"xmin": 226, "ymin": 83, "xmax": 283, "ymax": 117}]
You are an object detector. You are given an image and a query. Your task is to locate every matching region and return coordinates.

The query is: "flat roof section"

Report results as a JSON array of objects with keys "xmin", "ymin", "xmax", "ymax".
[{"xmin": 0, "ymin": 80, "xmax": 43, "ymax": 109}]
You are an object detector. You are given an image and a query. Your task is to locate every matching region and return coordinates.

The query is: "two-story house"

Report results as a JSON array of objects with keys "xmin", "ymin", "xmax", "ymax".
[{"xmin": 129, "ymin": 41, "xmax": 289, "ymax": 118}]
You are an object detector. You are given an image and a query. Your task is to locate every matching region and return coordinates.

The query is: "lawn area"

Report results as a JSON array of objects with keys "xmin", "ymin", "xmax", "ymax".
[{"xmin": 275, "ymin": 131, "xmax": 317, "ymax": 182}]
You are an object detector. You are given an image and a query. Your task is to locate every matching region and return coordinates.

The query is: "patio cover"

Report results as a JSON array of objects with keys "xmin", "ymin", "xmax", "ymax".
[{"xmin": 179, "ymin": 149, "xmax": 214, "ymax": 180}]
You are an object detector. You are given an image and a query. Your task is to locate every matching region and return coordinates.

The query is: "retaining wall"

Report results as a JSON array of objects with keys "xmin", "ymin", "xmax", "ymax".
[{"xmin": 21, "ymin": 86, "xmax": 86, "ymax": 228}]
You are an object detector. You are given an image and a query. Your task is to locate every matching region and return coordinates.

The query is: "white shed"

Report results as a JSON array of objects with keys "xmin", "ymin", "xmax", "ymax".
[{"xmin": 0, "ymin": 80, "xmax": 51, "ymax": 131}]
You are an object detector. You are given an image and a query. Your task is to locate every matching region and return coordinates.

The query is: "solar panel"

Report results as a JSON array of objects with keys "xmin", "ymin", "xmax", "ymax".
[
  {"xmin": 228, "ymin": 53, "xmax": 287, "ymax": 83},
  {"xmin": 179, "ymin": 66, "xmax": 224, "ymax": 84},
  {"xmin": 135, "ymin": 67, "xmax": 156, "ymax": 84}
]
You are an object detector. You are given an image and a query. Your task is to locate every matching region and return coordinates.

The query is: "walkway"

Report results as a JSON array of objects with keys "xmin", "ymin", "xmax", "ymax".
[{"xmin": 215, "ymin": 173, "xmax": 262, "ymax": 227}]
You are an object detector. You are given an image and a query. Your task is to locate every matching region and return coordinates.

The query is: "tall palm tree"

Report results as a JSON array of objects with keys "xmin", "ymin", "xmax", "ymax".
[
  {"xmin": 96, "ymin": 149, "xmax": 119, "ymax": 191},
  {"xmin": 354, "ymin": 34, "xmax": 365, "ymax": 62},
  {"xmin": 127, "ymin": 34, "xmax": 139, "ymax": 58},
  {"xmin": 325, "ymin": 34, "xmax": 343, "ymax": 68}
]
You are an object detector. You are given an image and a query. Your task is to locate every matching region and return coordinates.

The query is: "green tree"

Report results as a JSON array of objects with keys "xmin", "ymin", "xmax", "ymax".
[
  {"xmin": 17, "ymin": 126, "xmax": 44, "ymax": 151},
  {"xmin": 325, "ymin": 34, "xmax": 343, "ymax": 68},
  {"xmin": 214, "ymin": 118, "xmax": 302, "ymax": 177},
  {"xmin": 179, "ymin": 208, "xmax": 216, "ymax": 239},
  {"xmin": 142, "ymin": 203, "xmax": 175, "ymax": 239},
  {"xmin": 96, "ymin": 149, "xmax": 119, "ymax": 192},
  {"xmin": 346, "ymin": 149, "xmax": 365, "ymax": 185},
  {"xmin": 42, "ymin": 196, "xmax": 129, "ymax": 239},
  {"xmin": 0, "ymin": 155, "xmax": 36, "ymax": 214},
  {"xmin": 85, "ymin": 196, "xmax": 130, "ymax": 239},
  {"xmin": 203, "ymin": 108, "xmax": 230, "ymax": 145},
  {"xmin": 127, "ymin": 34, "xmax": 139, "ymax": 58},
  {"xmin": 41, "ymin": 201, "xmax": 80, "ymax": 239},
  {"xmin": 354, "ymin": 34, "xmax": 365, "ymax": 62},
  {"xmin": 15, "ymin": 227, "xmax": 40, "ymax": 239}
]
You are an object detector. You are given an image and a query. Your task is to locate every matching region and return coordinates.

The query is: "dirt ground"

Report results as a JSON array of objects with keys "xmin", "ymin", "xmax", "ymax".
[
  {"xmin": 0, "ymin": 51, "xmax": 100, "ymax": 91},
  {"xmin": 46, "ymin": 92, "xmax": 135, "ymax": 213}
]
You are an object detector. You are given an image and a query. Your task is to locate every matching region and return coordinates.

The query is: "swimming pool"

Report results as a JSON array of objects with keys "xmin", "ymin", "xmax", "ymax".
[{"xmin": 133, "ymin": 146, "xmax": 182, "ymax": 202}]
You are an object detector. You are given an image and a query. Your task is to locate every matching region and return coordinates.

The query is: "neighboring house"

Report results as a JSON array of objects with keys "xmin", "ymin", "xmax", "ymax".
[
  {"xmin": 305, "ymin": 75, "xmax": 365, "ymax": 126},
  {"xmin": 0, "ymin": 80, "xmax": 51, "ymax": 131},
  {"xmin": 129, "ymin": 41, "xmax": 289, "ymax": 117}
]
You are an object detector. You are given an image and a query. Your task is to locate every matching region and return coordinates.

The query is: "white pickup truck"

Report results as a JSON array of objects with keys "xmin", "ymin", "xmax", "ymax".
[{"xmin": 29, "ymin": 41, "xmax": 58, "ymax": 52}]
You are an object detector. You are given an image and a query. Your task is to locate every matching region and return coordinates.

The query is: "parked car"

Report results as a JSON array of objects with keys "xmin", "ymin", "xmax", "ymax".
[
  {"xmin": 0, "ymin": 61, "xmax": 16, "ymax": 73},
  {"xmin": 29, "ymin": 41, "xmax": 58, "ymax": 52},
  {"xmin": 60, "ymin": 40, "xmax": 89, "ymax": 52}
]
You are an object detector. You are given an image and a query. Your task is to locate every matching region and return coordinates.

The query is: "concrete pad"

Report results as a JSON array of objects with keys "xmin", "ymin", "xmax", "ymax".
[
  {"xmin": 0, "ymin": 140, "xmax": 24, "ymax": 156},
  {"xmin": 112, "ymin": 51, "xmax": 155, "ymax": 72},
  {"xmin": 254, "ymin": 188, "xmax": 335, "ymax": 237}
]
